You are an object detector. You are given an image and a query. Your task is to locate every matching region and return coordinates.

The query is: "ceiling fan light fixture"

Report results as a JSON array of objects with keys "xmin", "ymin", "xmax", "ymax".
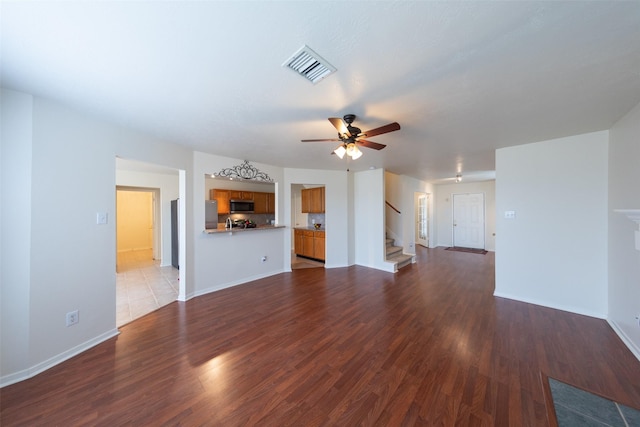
[
  {"xmin": 344, "ymin": 143, "xmax": 363, "ymax": 159},
  {"xmin": 334, "ymin": 145, "xmax": 346, "ymax": 159}
]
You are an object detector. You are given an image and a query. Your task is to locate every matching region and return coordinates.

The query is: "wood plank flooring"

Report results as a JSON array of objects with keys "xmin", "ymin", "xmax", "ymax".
[{"xmin": 2, "ymin": 247, "xmax": 639, "ymax": 426}]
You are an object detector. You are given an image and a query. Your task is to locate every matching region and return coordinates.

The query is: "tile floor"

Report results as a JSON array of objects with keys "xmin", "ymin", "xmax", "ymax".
[
  {"xmin": 291, "ymin": 252, "xmax": 325, "ymax": 269},
  {"xmin": 549, "ymin": 377, "xmax": 640, "ymax": 426},
  {"xmin": 116, "ymin": 249, "xmax": 179, "ymax": 327}
]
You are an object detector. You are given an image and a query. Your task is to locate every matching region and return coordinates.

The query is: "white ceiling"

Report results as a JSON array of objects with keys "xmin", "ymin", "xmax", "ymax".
[{"xmin": 3, "ymin": 1, "xmax": 640, "ymax": 183}]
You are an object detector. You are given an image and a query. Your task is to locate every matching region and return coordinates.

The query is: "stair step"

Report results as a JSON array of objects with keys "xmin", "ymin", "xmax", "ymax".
[
  {"xmin": 385, "ymin": 242, "xmax": 413, "ymax": 271},
  {"xmin": 386, "ymin": 245, "xmax": 403, "ymax": 257},
  {"xmin": 394, "ymin": 254, "xmax": 413, "ymax": 269}
]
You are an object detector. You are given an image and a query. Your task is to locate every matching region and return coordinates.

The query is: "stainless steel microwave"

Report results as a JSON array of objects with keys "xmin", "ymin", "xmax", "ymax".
[{"xmin": 230, "ymin": 199, "xmax": 254, "ymax": 213}]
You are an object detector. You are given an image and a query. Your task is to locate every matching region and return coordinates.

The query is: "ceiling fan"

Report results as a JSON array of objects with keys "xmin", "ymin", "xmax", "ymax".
[{"xmin": 302, "ymin": 114, "xmax": 401, "ymax": 160}]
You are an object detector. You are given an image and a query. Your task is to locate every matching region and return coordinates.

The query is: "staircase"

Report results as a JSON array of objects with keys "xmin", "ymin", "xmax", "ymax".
[{"xmin": 385, "ymin": 237, "xmax": 414, "ymax": 271}]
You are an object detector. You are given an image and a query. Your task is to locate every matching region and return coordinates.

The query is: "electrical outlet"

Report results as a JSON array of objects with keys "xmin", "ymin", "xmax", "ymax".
[{"xmin": 66, "ymin": 310, "xmax": 79, "ymax": 326}]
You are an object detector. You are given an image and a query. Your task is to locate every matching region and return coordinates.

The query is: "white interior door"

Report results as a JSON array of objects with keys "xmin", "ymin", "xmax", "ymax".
[
  {"xmin": 415, "ymin": 193, "xmax": 429, "ymax": 247},
  {"xmin": 452, "ymin": 193, "xmax": 485, "ymax": 249}
]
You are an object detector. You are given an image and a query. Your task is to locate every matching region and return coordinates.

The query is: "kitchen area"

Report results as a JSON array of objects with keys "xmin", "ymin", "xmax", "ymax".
[
  {"xmin": 202, "ymin": 175, "xmax": 326, "ymax": 269},
  {"xmin": 204, "ymin": 174, "xmax": 277, "ymax": 231}
]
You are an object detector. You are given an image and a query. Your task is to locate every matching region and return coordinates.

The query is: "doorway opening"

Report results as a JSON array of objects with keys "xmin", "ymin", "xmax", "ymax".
[
  {"xmin": 291, "ymin": 183, "xmax": 326, "ymax": 270},
  {"xmin": 452, "ymin": 193, "xmax": 485, "ymax": 249},
  {"xmin": 115, "ymin": 186, "xmax": 178, "ymax": 326},
  {"xmin": 114, "ymin": 157, "xmax": 184, "ymax": 328}
]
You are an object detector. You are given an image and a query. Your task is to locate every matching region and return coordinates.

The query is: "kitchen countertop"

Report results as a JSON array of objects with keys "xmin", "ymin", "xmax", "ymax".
[{"xmin": 204, "ymin": 224, "xmax": 286, "ymax": 234}]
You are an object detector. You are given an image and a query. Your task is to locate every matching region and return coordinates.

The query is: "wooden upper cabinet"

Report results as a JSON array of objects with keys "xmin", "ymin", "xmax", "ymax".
[
  {"xmin": 301, "ymin": 187, "xmax": 325, "ymax": 213},
  {"xmin": 251, "ymin": 192, "xmax": 275, "ymax": 214},
  {"xmin": 229, "ymin": 190, "xmax": 253, "ymax": 201},
  {"xmin": 211, "ymin": 188, "xmax": 273, "ymax": 214},
  {"xmin": 301, "ymin": 188, "xmax": 310, "ymax": 213},
  {"xmin": 267, "ymin": 192, "xmax": 275, "ymax": 214},
  {"xmin": 253, "ymin": 192, "xmax": 267, "ymax": 214},
  {"xmin": 310, "ymin": 187, "xmax": 324, "ymax": 213},
  {"xmin": 210, "ymin": 189, "xmax": 230, "ymax": 214}
]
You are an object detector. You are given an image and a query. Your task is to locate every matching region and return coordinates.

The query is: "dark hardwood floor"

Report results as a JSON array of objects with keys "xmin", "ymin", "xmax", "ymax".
[{"xmin": 2, "ymin": 247, "xmax": 639, "ymax": 426}]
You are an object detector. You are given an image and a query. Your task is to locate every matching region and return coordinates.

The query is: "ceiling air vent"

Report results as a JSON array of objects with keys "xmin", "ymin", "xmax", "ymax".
[{"xmin": 283, "ymin": 45, "xmax": 336, "ymax": 84}]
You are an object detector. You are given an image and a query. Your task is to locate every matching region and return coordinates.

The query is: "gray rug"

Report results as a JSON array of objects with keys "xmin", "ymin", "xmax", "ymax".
[{"xmin": 445, "ymin": 246, "xmax": 488, "ymax": 254}]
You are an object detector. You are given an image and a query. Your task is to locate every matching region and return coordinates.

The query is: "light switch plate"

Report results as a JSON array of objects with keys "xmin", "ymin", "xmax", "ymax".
[
  {"xmin": 504, "ymin": 210, "xmax": 516, "ymax": 219},
  {"xmin": 96, "ymin": 212, "xmax": 108, "ymax": 225}
]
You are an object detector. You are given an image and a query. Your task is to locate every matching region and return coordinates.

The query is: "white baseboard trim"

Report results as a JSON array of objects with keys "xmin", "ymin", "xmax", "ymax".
[
  {"xmin": 0, "ymin": 328, "xmax": 120, "ymax": 388},
  {"xmin": 191, "ymin": 269, "xmax": 286, "ymax": 299},
  {"xmin": 607, "ymin": 319, "xmax": 640, "ymax": 362},
  {"xmin": 116, "ymin": 247, "xmax": 153, "ymax": 253},
  {"xmin": 492, "ymin": 291, "xmax": 607, "ymax": 319}
]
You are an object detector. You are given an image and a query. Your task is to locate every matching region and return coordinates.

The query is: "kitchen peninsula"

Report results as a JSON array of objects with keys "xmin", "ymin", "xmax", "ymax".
[{"xmin": 205, "ymin": 223, "xmax": 285, "ymax": 234}]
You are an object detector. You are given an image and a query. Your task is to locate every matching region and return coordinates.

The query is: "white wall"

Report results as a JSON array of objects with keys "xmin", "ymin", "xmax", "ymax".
[
  {"xmin": 1, "ymin": 89, "xmax": 33, "ymax": 382},
  {"xmin": 434, "ymin": 181, "xmax": 496, "ymax": 251},
  {"xmin": 0, "ymin": 90, "xmax": 192, "ymax": 386},
  {"xmin": 608, "ymin": 101, "xmax": 640, "ymax": 359},
  {"xmin": 495, "ymin": 131, "xmax": 609, "ymax": 318},
  {"xmin": 354, "ymin": 169, "xmax": 395, "ymax": 272},
  {"xmin": 116, "ymin": 169, "xmax": 179, "ymax": 266},
  {"xmin": 284, "ymin": 168, "xmax": 352, "ymax": 269}
]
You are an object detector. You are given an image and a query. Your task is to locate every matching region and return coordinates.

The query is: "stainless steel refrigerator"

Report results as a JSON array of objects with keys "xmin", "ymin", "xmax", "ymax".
[
  {"xmin": 171, "ymin": 199, "xmax": 179, "ymax": 269},
  {"xmin": 205, "ymin": 200, "xmax": 218, "ymax": 229}
]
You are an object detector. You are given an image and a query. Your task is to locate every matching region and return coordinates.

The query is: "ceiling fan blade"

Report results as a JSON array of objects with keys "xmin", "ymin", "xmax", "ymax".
[
  {"xmin": 328, "ymin": 117, "xmax": 350, "ymax": 137},
  {"xmin": 357, "ymin": 139, "xmax": 386, "ymax": 150},
  {"xmin": 301, "ymin": 138, "xmax": 342, "ymax": 142},
  {"xmin": 362, "ymin": 122, "xmax": 401, "ymax": 138}
]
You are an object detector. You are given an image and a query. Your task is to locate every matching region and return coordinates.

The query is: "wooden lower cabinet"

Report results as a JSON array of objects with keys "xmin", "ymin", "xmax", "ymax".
[
  {"xmin": 302, "ymin": 231, "xmax": 314, "ymax": 258},
  {"xmin": 294, "ymin": 229, "xmax": 325, "ymax": 261},
  {"xmin": 313, "ymin": 231, "xmax": 325, "ymax": 260},
  {"xmin": 294, "ymin": 229, "xmax": 304, "ymax": 256}
]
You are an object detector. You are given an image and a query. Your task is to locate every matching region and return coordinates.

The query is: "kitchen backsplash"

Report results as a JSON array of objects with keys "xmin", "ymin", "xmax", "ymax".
[
  {"xmin": 309, "ymin": 213, "xmax": 325, "ymax": 228},
  {"xmin": 219, "ymin": 213, "xmax": 275, "ymax": 225}
]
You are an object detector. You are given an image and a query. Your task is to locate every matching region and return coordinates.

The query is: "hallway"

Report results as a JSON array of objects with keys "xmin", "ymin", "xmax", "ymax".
[{"xmin": 116, "ymin": 249, "xmax": 178, "ymax": 327}]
